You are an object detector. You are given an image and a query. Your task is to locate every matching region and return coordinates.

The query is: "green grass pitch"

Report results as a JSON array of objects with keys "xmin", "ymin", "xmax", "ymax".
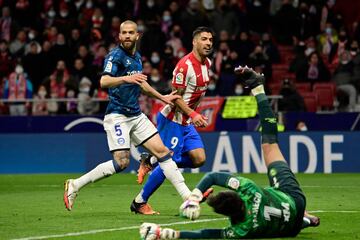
[{"xmin": 0, "ymin": 173, "xmax": 359, "ymax": 240}]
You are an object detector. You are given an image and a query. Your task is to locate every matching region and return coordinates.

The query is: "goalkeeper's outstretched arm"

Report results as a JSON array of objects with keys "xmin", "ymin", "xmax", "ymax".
[{"xmin": 195, "ymin": 172, "xmax": 234, "ymax": 193}]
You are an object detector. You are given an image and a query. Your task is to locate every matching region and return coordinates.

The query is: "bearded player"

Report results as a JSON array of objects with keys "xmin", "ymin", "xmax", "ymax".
[
  {"xmin": 140, "ymin": 67, "xmax": 320, "ymax": 239},
  {"xmin": 131, "ymin": 27, "xmax": 214, "ymax": 214}
]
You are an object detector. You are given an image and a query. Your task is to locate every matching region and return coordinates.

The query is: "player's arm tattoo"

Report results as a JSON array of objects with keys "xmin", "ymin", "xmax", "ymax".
[{"xmin": 171, "ymin": 87, "xmax": 194, "ymax": 116}]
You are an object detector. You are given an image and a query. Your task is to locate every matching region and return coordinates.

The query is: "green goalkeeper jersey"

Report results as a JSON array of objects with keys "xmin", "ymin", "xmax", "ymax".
[{"xmin": 223, "ymin": 176, "xmax": 299, "ymax": 239}]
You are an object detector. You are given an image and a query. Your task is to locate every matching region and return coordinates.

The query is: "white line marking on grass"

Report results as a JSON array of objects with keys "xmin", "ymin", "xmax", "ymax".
[
  {"xmin": 11, "ymin": 218, "xmax": 227, "ymax": 240},
  {"xmin": 309, "ymin": 210, "xmax": 359, "ymax": 213},
  {"xmin": 11, "ymin": 210, "xmax": 360, "ymax": 240}
]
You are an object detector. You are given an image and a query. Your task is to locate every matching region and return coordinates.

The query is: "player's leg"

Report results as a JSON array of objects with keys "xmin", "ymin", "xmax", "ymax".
[
  {"xmin": 181, "ymin": 124, "xmax": 206, "ymax": 168},
  {"xmin": 131, "ymin": 164, "xmax": 164, "ymax": 214},
  {"xmin": 64, "ymin": 114, "xmax": 131, "ymax": 211}
]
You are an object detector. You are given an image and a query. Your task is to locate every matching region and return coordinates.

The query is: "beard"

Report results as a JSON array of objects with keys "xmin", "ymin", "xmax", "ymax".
[{"xmin": 121, "ymin": 40, "xmax": 136, "ymax": 52}]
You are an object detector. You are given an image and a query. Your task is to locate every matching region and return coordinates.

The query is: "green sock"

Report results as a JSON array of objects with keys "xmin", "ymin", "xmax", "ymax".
[{"xmin": 255, "ymin": 93, "xmax": 278, "ymax": 144}]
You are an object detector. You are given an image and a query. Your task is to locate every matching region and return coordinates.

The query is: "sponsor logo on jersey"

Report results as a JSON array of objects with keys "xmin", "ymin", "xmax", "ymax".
[
  {"xmin": 228, "ymin": 177, "xmax": 240, "ymax": 190},
  {"xmin": 126, "ymin": 59, "xmax": 131, "ymax": 65},
  {"xmin": 126, "ymin": 70, "xmax": 142, "ymax": 76},
  {"xmin": 117, "ymin": 138, "xmax": 125, "ymax": 145},
  {"xmin": 225, "ymin": 229, "xmax": 235, "ymax": 238},
  {"xmin": 105, "ymin": 61, "xmax": 112, "ymax": 72},
  {"xmin": 175, "ymin": 73, "xmax": 184, "ymax": 84}
]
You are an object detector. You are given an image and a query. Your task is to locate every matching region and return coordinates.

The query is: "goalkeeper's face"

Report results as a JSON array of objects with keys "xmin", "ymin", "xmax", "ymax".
[
  {"xmin": 119, "ymin": 22, "xmax": 139, "ymax": 52},
  {"xmin": 193, "ymin": 32, "xmax": 213, "ymax": 58}
]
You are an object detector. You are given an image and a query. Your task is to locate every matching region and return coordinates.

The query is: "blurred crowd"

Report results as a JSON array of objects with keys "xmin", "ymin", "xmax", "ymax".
[{"xmin": 0, "ymin": 0, "xmax": 360, "ymax": 116}]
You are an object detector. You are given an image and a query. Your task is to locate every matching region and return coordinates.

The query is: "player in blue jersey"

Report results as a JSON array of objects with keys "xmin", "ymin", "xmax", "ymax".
[
  {"xmin": 63, "ymin": 20, "xmax": 192, "ymax": 211},
  {"xmin": 130, "ymin": 27, "xmax": 214, "ymax": 214}
]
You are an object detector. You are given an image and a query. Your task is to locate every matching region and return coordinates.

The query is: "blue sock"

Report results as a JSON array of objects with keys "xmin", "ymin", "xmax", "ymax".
[{"xmin": 141, "ymin": 165, "xmax": 165, "ymax": 202}]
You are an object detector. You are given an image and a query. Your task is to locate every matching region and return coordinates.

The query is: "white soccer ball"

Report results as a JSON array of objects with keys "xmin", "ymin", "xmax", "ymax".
[{"xmin": 179, "ymin": 200, "xmax": 201, "ymax": 220}]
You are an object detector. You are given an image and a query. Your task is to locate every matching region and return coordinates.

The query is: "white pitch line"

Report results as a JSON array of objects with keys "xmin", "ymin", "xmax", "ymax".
[
  {"xmin": 11, "ymin": 210, "xmax": 360, "ymax": 240},
  {"xmin": 11, "ymin": 218, "xmax": 227, "ymax": 240}
]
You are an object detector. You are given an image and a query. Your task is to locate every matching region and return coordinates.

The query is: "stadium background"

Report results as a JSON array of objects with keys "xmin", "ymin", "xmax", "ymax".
[{"xmin": 1, "ymin": 1, "xmax": 360, "ymax": 239}]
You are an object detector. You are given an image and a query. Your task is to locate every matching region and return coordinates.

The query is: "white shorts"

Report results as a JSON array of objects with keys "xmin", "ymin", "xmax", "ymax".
[{"xmin": 103, "ymin": 113, "xmax": 158, "ymax": 151}]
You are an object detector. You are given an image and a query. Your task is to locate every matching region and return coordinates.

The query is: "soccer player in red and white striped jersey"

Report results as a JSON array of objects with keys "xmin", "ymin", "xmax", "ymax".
[{"xmin": 132, "ymin": 27, "xmax": 214, "ymax": 214}]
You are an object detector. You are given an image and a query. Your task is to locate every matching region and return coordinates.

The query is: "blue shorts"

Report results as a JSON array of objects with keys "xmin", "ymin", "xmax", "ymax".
[{"xmin": 157, "ymin": 113, "xmax": 204, "ymax": 163}]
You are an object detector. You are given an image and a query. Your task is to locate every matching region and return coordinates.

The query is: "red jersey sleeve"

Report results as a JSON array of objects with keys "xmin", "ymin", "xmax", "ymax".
[{"xmin": 171, "ymin": 62, "xmax": 188, "ymax": 89}]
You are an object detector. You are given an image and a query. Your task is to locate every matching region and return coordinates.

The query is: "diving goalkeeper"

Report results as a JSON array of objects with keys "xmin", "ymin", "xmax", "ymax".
[{"xmin": 140, "ymin": 66, "xmax": 319, "ymax": 239}]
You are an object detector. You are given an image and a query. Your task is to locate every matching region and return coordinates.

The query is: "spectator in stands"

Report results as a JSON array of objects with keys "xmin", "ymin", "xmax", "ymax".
[
  {"xmin": 71, "ymin": 58, "xmax": 91, "ymax": 87},
  {"xmin": 296, "ymin": 120, "xmax": 308, "ymax": 131},
  {"xmin": 248, "ymin": 45, "xmax": 272, "ymax": 78},
  {"xmin": 148, "ymin": 68, "xmax": 170, "ymax": 95},
  {"xmin": 77, "ymin": 45, "xmax": 94, "ymax": 68},
  {"xmin": 32, "ymin": 84, "xmax": 49, "ymax": 116},
  {"xmin": 166, "ymin": 24, "xmax": 184, "ymax": 57},
  {"xmin": 68, "ymin": 28, "xmax": 83, "ymax": 57},
  {"xmin": 329, "ymin": 28, "xmax": 348, "ymax": 64},
  {"xmin": 296, "ymin": 51, "xmax": 331, "ymax": 86},
  {"xmin": 168, "ymin": 1, "xmax": 181, "ymax": 25},
  {"xmin": 351, "ymin": 40, "xmax": 360, "ymax": 94},
  {"xmin": 142, "ymin": 61, "xmax": 153, "ymax": 76},
  {"xmin": 229, "ymin": 0, "xmax": 249, "ymax": 34},
  {"xmin": 179, "ymin": 0, "xmax": 209, "ymax": 51},
  {"xmin": 278, "ymin": 78, "xmax": 306, "ymax": 112},
  {"xmin": 332, "ymin": 51, "xmax": 357, "ymax": 111},
  {"xmin": 0, "ymin": 39, "xmax": 16, "ymax": 80},
  {"xmin": 162, "ymin": 45, "xmax": 177, "ymax": 81},
  {"xmin": 208, "ymin": 0, "xmax": 240, "ymax": 40},
  {"xmin": 205, "ymin": 75, "xmax": 219, "ymax": 97},
  {"xmin": 9, "ymin": 30, "xmax": 27, "ymax": 57},
  {"xmin": 140, "ymin": 21, "xmax": 166, "ymax": 58},
  {"xmin": 272, "ymin": 0, "xmax": 300, "ymax": 45},
  {"xmin": 39, "ymin": 40, "xmax": 54, "ymax": 77},
  {"xmin": 234, "ymin": 31, "xmax": 254, "ymax": 65},
  {"xmin": 3, "ymin": 64, "xmax": 33, "ymax": 116},
  {"xmin": 149, "ymin": 51, "xmax": 162, "ymax": 69},
  {"xmin": 318, "ymin": 22, "xmax": 338, "ymax": 58},
  {"xmin": 92, "ymin": 44, "xmax": 108, "ymax": 74},
  {"xmin": 298, "ymin": 2, "xmax": 318, "ymax": 40},
  {"xmin": 0, "ymin": 6, "xmax": 19, "ymax": 42},
  {"xmin": 50, "ymin": 33, "xmax": 72, "ymax": 67},
  {"xmin": 44, "ymin": 60, "xmax": 74, "ymax": 99},
  {"xmin": 246, "ymin": 0, "xmax": 269, "ymax": 34},
  {"xmin": 53, "ymin": 2, "xmax": 77, "ymax": 35},
  {"xmin": 261, "ymin": 33, "xmax": 280, "ymax": 63},
  {"xmin": 289, "ymin": 41, "xmax": 307, "ymax": 73},
  {"xmin": 77, "ymin": 77, "xmax": 99, "ymax": 115},
  {"xmin": 65, "ymin": 88, "xmax": 78, "ymax": 114},
  {"xmin": 22, "ymin": 41, "xmax": 45, "ymax": 91},
  {"xmin": 161, "ymin": 10, "xmax": 173, "ymax": 36},
  {"xmin": 105, "ymin": 16, "xmax": 120, "ymax": 45}
]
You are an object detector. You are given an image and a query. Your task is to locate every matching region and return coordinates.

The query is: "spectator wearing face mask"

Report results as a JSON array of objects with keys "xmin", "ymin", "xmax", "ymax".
[
  {"xmin": 3, "ymin": 64, "xmax": 33, "ymax": 116},
  {"xmin": 77, "ymin": 77, "xmax": 99, "ymax": 115},
  {"xmin": 166, "ymin": 24, "xmax": 184, "ymax": 57},
  {"xmin": 332, "ymin": 51, "xmax": 357, "ymax": 111},
  {"xmin": 161, "ymin": 10, "xmax": 173, "ymax": 36},
  {"xmin": 296, "ymin": 120, "xmax": 308, "ymax": 131},
  {"xmin": 278, "ymin": 78, "xmax": 305, "ymax": 112},
  {"xmin": 149, "ymin": 51, "xmax": 163, "ymax": 70},
  {"xmin": 148, "ymin": 68, "xmax": 170, "ymax": 95},
  {"xmin": 32, "ymin": 85, "xmax": 49, "ymax": 116},
  {"xmin": 318, "ymin": 23, "xmax": 338, "ymax": 57},
  {"xmin": 0, "ymin": 40, "xmax": 16, "ymax": 80},
  {"xmin": 50, "ymin": 33, "xmax": 72, "ymax": 67},
  {"xmin": 162, "ymin": 45, "xmax": 177, "ymax": 81},
  {"xmin": 22, "ymin": 41, "xmax": 45, "ymax": 91},
  {"xmin": 205, "ymin": 75, "xmax": 219, "ymax": 97}
]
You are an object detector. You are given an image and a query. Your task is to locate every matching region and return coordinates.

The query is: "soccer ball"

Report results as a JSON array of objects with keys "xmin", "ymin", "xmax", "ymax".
[{"xmin": 179, "ymin": 200, "xmax": 200, "ymax": 220}]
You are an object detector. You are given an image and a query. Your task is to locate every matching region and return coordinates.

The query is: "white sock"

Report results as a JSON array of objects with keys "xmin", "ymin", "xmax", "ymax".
[
  {"xmin": 135, "ymin": 190, "xmax": 145, "ymax": 203},
  {"xmin": 159, "ymin": 159, "xmax": 191, "ymax": 200},
  {"xmin": 73, "ymin": 160, "xmax": 116, "ymax": 190},
  {"xmin": 251, "ymin": 84, "xmax": 265, "ymax": 96}
]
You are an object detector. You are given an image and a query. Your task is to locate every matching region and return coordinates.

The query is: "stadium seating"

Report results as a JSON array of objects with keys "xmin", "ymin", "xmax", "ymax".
[
  {"xmin": 313, "ymin": 83, "xmax": 336, "ymax": 110},
  {"xmin": 301, "ymin": 92, "xmax": 318, "ymax": 112},
  {"xmin": 295, "ymin": 83, "xmax": 312, "ymax": 95}
]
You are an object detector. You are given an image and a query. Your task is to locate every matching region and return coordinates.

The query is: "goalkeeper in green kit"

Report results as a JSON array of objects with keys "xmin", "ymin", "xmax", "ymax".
[{"xmin": 140, "ymin": 66, "xmax": 319, "ymax": 239}]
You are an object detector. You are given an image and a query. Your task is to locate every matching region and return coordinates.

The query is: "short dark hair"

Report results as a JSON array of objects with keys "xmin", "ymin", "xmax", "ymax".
[
  {"xmin": 192, "ymin": 26, "xmax": 214, "ymax": 39},
  {"xmin": 207, "ymin": 191, "xmax": 245, "ymax": 224}
]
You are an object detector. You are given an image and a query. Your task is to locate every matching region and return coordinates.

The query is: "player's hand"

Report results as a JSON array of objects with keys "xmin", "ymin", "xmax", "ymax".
[
  {"xmin": 162, "ymin": 90, "xmax": 181, "ymax": 106},
  {"xmin": 123, "ymin": 73, "xmax": 147, "ymax": 85},
  {"xmin": 190, "ymin": 111, "xmax": 208, "ymax": 128},
  {"xmin": 139, "ymin": 223, "xmax": 161, "ymax": 240}
]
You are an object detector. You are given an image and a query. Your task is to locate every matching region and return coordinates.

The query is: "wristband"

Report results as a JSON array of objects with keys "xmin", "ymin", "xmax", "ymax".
[{"xmin": 189, "ymin": 111, "xmax": 199, "ymax": 119}]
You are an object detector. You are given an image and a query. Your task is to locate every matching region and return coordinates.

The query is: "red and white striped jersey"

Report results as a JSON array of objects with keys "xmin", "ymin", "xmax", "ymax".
[{"xmin": 161, "ymin": 52, "xmax": 211, "ymax": 125}]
